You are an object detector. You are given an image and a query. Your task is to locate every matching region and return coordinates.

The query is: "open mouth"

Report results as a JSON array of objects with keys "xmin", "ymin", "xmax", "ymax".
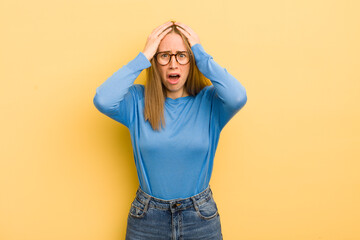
[
  {"xmin": 167, "ymin": 74, "xmax": 181, "ymax": 84},
  {"xmin": 168, "ymin": 74, "xmax": 180, "ymax": 80}
]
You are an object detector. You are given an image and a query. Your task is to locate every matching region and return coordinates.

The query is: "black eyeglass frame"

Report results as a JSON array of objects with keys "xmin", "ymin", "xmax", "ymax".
[{"xmin": 154, "ymin": 51, "xmax": 191, "ymax": 66}]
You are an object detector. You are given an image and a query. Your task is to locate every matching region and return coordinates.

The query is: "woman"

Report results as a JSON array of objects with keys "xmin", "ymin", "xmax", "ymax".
[{"xmin": 93, "ymin": 21, "xmax": 247, "ymax": 240}]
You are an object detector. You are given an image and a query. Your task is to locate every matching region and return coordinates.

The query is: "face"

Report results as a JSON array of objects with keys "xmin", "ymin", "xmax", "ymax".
[{"xmin": 156, "ymin": 32, "xmax": 190, "ymax": 99}]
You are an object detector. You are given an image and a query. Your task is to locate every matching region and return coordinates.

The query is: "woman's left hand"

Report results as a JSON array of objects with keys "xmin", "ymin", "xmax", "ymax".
[{"xmin": 174, "ymin": 22, "xmax": 200, "ymax": 47}]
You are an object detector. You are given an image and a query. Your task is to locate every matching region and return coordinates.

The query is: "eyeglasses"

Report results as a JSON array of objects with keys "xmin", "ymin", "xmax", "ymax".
[{"xmin": 155, "ymin": 51, "xmax": 191, "ymax": 66}]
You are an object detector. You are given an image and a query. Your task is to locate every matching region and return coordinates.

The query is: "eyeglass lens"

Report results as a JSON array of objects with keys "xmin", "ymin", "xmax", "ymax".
[{"xmin": 156, "ymin": 52, "xmax": 190, "ymax": 65}]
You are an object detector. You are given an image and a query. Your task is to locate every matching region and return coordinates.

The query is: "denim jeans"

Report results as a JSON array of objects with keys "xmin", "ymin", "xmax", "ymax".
[{"xmin": 125, "ymin": 185, "xmax": 223, "ymax": 240}]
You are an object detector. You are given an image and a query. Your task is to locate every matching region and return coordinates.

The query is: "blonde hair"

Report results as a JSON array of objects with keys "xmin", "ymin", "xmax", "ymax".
[{"xmin": 144, "ymin": 25, "xmax": 211, "ymax": 131}]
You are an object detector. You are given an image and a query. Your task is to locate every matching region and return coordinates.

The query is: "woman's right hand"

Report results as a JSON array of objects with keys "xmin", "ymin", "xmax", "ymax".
[{"xmin": 142, "ymin": 21, "xmax": 174, "ymax": 61}]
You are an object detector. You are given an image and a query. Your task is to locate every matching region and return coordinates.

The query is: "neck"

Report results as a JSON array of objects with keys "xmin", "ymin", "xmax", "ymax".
[{"xmin": 166, "ymin": 88, "xmax": 188, "ymax": 99}]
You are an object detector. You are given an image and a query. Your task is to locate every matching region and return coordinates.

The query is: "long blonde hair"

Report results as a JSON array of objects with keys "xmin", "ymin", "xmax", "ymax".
[{"xmin": 144, "ymin": 25, "xmax": 211, "ymax": 131}]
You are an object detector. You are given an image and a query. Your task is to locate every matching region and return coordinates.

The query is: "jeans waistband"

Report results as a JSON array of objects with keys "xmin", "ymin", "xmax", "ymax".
[{"xmin": 134, "ymin": 186, "xmax": 213, "ymax": 211}]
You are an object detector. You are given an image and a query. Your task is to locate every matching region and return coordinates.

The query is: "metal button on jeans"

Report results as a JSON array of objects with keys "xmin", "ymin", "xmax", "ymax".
[{"xmin": 171, "ymin": 203, "xmax": 181, "ymax": 209}]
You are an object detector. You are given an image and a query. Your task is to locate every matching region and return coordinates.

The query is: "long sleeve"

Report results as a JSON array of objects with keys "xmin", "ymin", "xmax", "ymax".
[
  {"xmin": 191, "ymin": 43, "xmax": 247, "ymax": 130},
  {"xmin": 93, "ymin": 52, "xmax": 151, "ymax": 127}
]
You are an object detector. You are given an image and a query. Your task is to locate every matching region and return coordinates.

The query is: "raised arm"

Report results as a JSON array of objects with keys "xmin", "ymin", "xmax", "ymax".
[
  {"xmin": 93, "ymin": 53, "xmax": 150, "ymax": 116},
  {"xmin": 93, "ymin": 21, "xmax": 174, "ymax": 126},
  {"xmin": 191, "ymin": 44, "xmax": 247, "ymax": 111},
  {"xmin": 175, "ymin": 22, "xmax": 247, "ymax": 129}
]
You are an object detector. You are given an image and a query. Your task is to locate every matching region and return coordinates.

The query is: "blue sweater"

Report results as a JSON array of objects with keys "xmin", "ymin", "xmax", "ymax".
[{"xmin": 93, "ymin": 44, "xmax": 247, "ymax": 200}]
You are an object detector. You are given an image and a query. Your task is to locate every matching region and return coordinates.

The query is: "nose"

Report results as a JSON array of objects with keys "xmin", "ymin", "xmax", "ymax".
[{"xmin": 169, "ymin": 55, "xmax": 178, "ymax": 69}]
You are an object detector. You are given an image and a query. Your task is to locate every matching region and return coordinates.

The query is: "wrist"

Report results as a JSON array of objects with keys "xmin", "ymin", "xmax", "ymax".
[
  {"xmin": 142, "ymin": 51, "xmax": 152, "ymax": 61},
  {"xmin": 189, "ymin": 41, "xmax": 199, "ymax": 47}
]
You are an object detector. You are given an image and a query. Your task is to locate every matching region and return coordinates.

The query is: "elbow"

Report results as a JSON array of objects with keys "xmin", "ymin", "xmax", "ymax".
[
  {"xmin": 93, "ymin": 93, "xmax": 113, "ymax": 115},
  {"xmin": 232, "ymin": 89, "xmax": 247, "ymax": 111},
  {"xmin": 93, "ymin": 93, "xmax": 105, "ymax": 113},
  {"xmin": 239, "ymin": 91, "xmax": 248, "ymax": 109}
]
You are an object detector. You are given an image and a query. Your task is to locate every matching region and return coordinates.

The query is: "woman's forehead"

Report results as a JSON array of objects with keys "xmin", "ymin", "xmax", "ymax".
[{"xmin": 158, "ymin": 33, "xmax": 187, "ymax": 52}]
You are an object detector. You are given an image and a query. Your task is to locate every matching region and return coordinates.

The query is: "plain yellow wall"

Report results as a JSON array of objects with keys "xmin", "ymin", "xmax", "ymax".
[{"xmin": 1, "ymin": 0, "xmax": 359, "ymax": 239}]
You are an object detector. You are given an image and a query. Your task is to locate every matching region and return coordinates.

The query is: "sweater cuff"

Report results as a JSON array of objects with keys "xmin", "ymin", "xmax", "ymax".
[
  {"xmin": 191, "ymin": 43, "xmax": 212, "ymax": 62},
  {"xmin": 126, "ymin": 52, "xmax": 152, "ymax": 72}
]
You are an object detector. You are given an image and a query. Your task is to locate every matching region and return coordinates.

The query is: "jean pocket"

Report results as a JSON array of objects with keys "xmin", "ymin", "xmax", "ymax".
[
  {"xmin": 128, "ymin": 197, "xmax": 148, "ymax": 219},
  {"xmin": 195, "ymin": 195, "xmax": 219, "ymax": 220}
]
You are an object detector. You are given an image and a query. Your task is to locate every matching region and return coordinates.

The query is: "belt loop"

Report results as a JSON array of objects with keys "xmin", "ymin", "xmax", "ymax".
[
  {"xmin": 190, "ymin": 196, "xmax": 199, "ymax": 212},
  {"xmin": 143, "ymin": 194, "xmax": 151, "ymax": 213},
  {"xmin": 169, "ymin": 200, "xmax": 175, "ymax": 213}
]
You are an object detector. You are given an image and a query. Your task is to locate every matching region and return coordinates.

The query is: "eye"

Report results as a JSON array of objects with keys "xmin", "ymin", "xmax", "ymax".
[
  {"xmin": 160, "ymin": 53, "xmax": 169, "ymax": 58},
  {"xmin": 178, "ymin": 53, "xmax": 187, "ymax": 58}
]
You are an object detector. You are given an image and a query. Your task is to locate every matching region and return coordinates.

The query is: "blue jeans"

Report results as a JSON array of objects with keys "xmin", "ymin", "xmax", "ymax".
[{"xmin": 125, "ymin": 185, "xmax": 223, "ymax": 240}]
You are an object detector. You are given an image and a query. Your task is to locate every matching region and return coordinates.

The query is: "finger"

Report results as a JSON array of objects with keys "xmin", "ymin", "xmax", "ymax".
[
  {"xmin": 176, "ymin": 25, "xmax": 191, "ymax": 38},
  {"xmin": 153, "ymin": 21, "xmax": 174, "ymax": 36},
  {"xmin": 152, "ymin": 23, "xmax": 171, "ymax": 37},
  {"xmin": 157, "ymin": 26, "xmax": 173, "ymax": 39},
  {"xmin": 153, "ymin": 21, "xmax": 172, "ymax": 32},
  {"xmin": 174, "ymin": 22, "xmax": 193, "ymax": 35}
]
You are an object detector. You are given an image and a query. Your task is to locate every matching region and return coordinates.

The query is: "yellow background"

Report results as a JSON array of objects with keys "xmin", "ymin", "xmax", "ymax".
[{"xmin": 1, "ymin": 0, "xmax": 359, "ymax": 239}]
